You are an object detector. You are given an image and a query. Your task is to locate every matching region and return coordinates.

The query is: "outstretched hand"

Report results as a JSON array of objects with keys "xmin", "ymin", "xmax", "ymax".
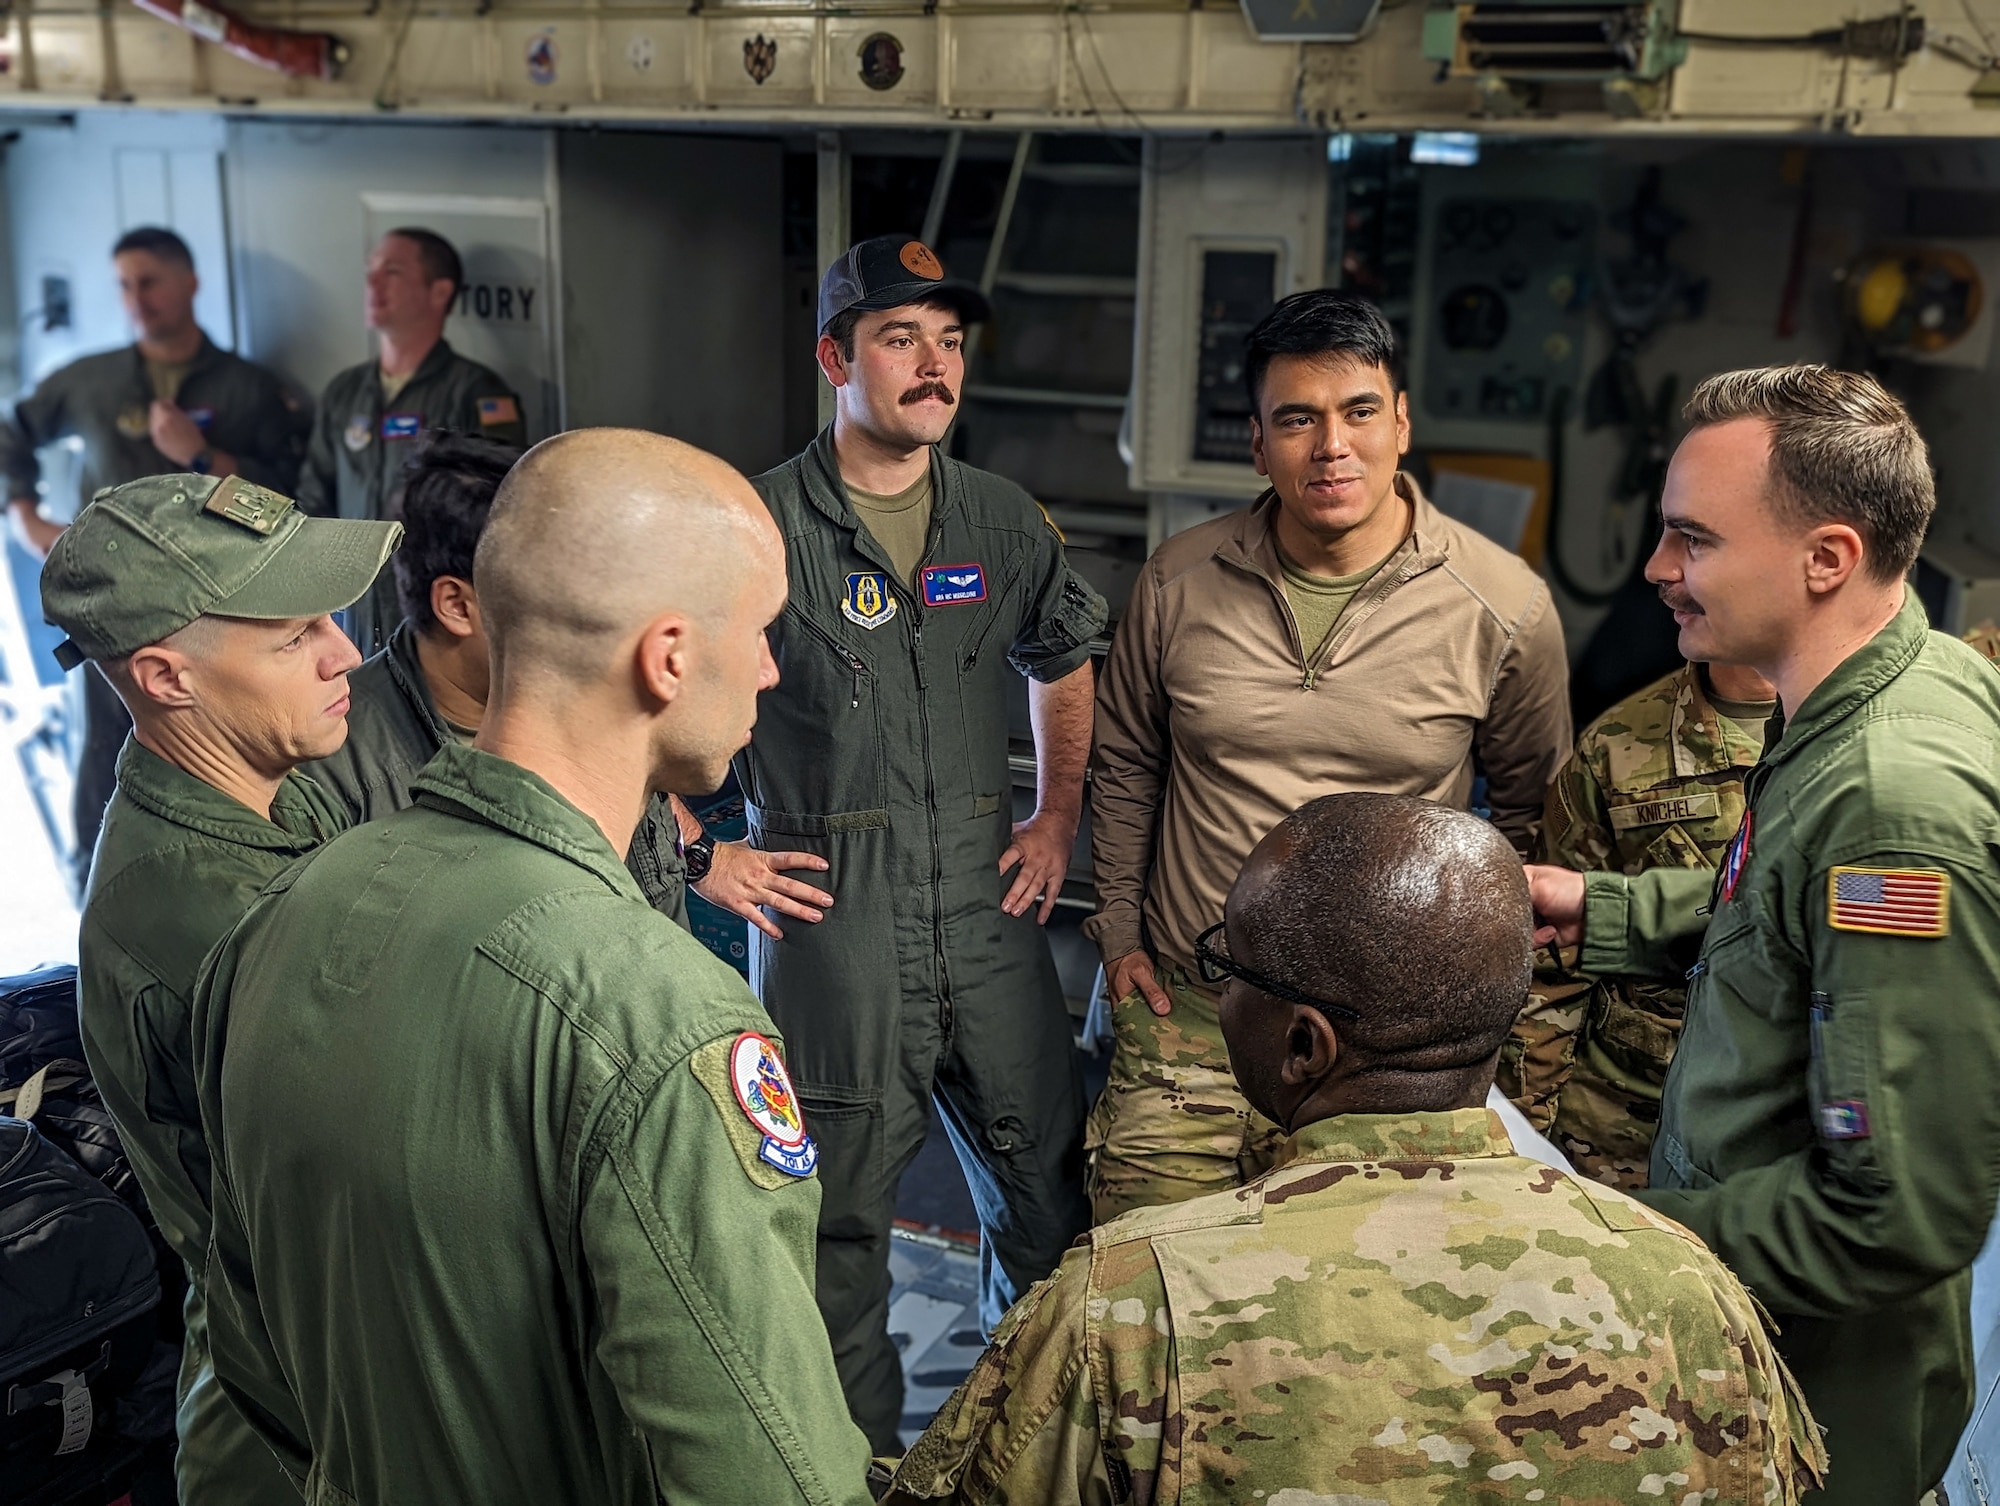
[
  {"xmin": 695, "ymin": 842, "xmax": 834, "ymax": 941},
  {"xmin": 1523, "ymin": 864, "xmax": 1587, "ymax": 950}
]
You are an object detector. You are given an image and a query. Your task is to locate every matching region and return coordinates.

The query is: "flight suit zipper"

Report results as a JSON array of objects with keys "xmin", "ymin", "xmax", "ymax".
[{"xmin": 905, "ymin": 504, "xmax": 952, "ymax": 1038}]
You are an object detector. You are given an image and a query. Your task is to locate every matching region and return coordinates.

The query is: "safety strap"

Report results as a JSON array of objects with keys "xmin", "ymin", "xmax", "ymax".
[{"xmin": 0, "ymin": 1060, "xmax": 90, "ymax": 1121}]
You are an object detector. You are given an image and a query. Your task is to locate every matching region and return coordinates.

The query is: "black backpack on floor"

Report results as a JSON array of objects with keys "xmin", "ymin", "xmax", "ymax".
[{"xmin": 0, "ymin": 967, "xmax": 167, "ymax": 1503}]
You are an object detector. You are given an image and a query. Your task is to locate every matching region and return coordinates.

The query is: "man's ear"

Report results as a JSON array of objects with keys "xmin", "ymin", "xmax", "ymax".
[
  {"xmin": 1279, "ymin": 1005, "xmax": 1340, "ymax": 1088},
  {"xmin": 123, "ymin": 645, "xmax": 197, "ymax": 711},
  {"xmin": 430, "ymin": 576, "xmax": 479, "ymax": 641},
  {"xmin": 1249, "ymin": 414, "xmax": 1270, "ymax": 479},
  {"xmin": 815, "ymin": 334, "xmax": 850, "ymax": 391},
  {"xmin": 634, "ymin": 612, "xmax": 690, "ymax": 710},
  {"xmin": 1803, "ymin": 522, "xmax": 1867, "ymax": 597},
  {"xmin": 429, "ymin": 278, "xmax": 458, "ymax": 321},
  {"xmin": 1394, "ymin": 389, "xmax": 1412, "ymax": 457}
]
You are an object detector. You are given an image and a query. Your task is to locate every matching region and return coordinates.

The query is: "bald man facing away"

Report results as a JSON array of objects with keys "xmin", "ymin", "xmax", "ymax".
[
  {"xmin": 190, "ymin": 428, "xmax": 873, "ymax": 1506},
  {"xmin": 888, "ymin": 794, "xmax": 1824, "ymax": 1505}
]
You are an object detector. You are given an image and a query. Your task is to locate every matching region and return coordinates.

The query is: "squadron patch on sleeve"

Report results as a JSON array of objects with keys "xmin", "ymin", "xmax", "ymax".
[
  {"xmin": 691, "ymin": 1033, "xmax": 818, "ymax": 1189},
  {"xmin": 1827, "ymin": 866, "xmax": 1950, "ymax": 938}
]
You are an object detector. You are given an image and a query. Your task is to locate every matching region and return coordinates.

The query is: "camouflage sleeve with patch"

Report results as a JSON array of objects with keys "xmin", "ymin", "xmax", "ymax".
[{"xmin": 886, "ymin": 1247, "xmax": 1118, "ymax": 1505}]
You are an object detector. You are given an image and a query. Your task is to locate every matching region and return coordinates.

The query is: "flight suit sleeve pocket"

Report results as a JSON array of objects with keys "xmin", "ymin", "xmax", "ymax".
[{"xmin": 1807, "ymin": 990, "xmax": 1888, "ymax": 1192}]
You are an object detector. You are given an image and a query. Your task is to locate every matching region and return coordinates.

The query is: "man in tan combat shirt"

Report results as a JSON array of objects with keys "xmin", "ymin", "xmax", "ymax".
[{"xmin": 1083, "ymin": 289, "xmax": 1570, "ymax": 1222}]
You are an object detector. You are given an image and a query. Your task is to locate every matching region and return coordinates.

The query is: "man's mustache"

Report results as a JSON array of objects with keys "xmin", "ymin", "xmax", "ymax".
[
  {"xmin": 1659, "ymin": 586, "xmax": 1703, "ymax": 616},
  {"xmin": 900, "ymin": 382, "xmax": 956, "ymax": 407}
]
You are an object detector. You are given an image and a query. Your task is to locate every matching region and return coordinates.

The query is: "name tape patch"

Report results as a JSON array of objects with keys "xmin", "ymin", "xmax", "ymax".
[
  {"xmin": 921, "ymin": 562, "xmax": 987, "ymax": 607},
  {"xmin": 730, "ymin": 1032, "xmax": 817, "ymax": 1178},
  {"xmin": 1608, "ymin": 791, "xmax": 1722, "ymax": 831},
  {"xmin": 380, "ymin": 413, "xmax": 423, "ymax": 440},
  {"xmin": 1827, "ymin": 866, "xmax": 1950, "ymax": 938},
  {"xmin": 185, "ymin": 406, "xmax": 216, "ymax": 430}
]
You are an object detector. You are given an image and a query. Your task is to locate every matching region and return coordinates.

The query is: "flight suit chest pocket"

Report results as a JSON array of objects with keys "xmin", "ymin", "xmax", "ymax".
[{"xmin": 752, "ymin": 602, "xmax": 887, "ymax": 815}]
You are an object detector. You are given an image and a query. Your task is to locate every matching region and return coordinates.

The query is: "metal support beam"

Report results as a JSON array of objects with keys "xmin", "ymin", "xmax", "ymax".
[
  {"xmin": 979, "ymin": 130, "xmax": 1033, "ymax": 296},
  {"xmin": 815, "ymin": 129, "xmax": 848, "ymax": 428},
  {"xmin": 919, "ymin": 128, "xmax": 962, "ymax": 249}
]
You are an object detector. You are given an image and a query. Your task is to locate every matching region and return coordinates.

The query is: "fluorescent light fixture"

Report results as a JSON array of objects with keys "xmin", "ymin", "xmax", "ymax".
[
  {"xmin": 1411, "ymin": 132, "xmax": 1481, "ymax": 167},
  {"xmin": 1327, "ymin": 133, "xmax": 1355, "ymax": 163}
]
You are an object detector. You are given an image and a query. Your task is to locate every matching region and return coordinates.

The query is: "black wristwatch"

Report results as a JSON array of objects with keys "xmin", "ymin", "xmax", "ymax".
[
  {"xmin": 188, "ymin": 448, "xmax": 214, "ymax": 476},
  {"xmin": 682, "ymin": 833, "xmax": 717, "ymax": 882}
]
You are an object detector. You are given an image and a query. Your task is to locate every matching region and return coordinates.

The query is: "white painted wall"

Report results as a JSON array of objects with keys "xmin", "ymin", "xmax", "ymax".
[
  {"xmin": 5, "ymin": 111, "xmax": 234, "ymax": 394},
  {"xmin": 225, "ymin": 119, "xmax": 556, "ymax": 425}
]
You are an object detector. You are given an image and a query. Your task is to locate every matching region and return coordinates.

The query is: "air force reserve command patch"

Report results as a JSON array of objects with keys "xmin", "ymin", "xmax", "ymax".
[
  {"xmin": 1828, "ymin": 865, "xmax": 1950, "ymax": 937},
  {"xmin": 921, "ymin": 562, "xmax": 987, "ymax": 607},
  {"xmin": 842, "ymin": 570, "xmax": 898, "ymax": 630},
  {"xmin": 730, "ymin": 1032, "xmax": 819, "ymax": 1177}
]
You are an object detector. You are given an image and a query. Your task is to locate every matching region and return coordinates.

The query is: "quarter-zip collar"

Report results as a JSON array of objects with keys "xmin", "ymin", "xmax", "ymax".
[
  {"xmin": 113, "ymin": 736, "xmax": 338, "ymax": 851},
  {"xmin": 1211, "ymin": 474, "xmax": 1449, "ymax": 685},
  {"xmin": 410, "ymin": 743, "xmax": 647, "ymax": 904},
  {"xmin": 801, "ymin": 423, "xmax": 956, "ymax": 585}
]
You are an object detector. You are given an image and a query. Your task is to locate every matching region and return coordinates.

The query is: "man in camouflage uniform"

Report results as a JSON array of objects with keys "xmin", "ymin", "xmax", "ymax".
[
  {"xmin": 888, "ymin": 793, "xmax": 1823, "ymax": 1505},
  {"xmin": 1965, "ymin": 619, "xmax": 2000, "ymax": 663},
  {"xmin": 1498, "ymin": 658, "xmax": 1775, "ymax": 1187}
]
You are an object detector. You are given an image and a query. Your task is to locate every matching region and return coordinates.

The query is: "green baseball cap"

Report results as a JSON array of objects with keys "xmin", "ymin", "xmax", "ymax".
[{"xmin": 41, "ymin": 473, "xmax": 402, "ymax": 669}]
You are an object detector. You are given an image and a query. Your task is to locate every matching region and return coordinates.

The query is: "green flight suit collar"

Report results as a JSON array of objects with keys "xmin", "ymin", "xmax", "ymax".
[
  {"xmin": 800, "ymin": 424, "xmax": 954, "ymax": 582},
  {"xmin": 123, "ymin": 331, "xmax": 226, "ymax": 390},
  {"xmin": 1275, "ymin": 1106, "xmax": 1510, "ymax": 1169},
  {"xmin": 113, "ymin": 736, "xmax": 336, "ymax": 851},
  {"xmin": 1762, "ymin": 592, "xmax": 1929, "ymax": 770},
  {"xmin": 377, "ymin": 337, "xmax": 462, "ymax": 400},
  {"xmin": 409, "ymin": 743, "xmax": 648, "ymax": 904},
  {"xmin": 381, "ymin": 620, "xmax": 452, "ymax": 750}
]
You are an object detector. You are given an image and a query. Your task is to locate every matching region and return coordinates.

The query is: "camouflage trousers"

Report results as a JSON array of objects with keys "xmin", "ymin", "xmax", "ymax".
[
  {"xmin": 1497, "ymin": 963, "xmax": 1684, "ymax": 1191},
  {"xmin": 1084, "ymin": 967, "xmax": 1286, "ymax": 1224}
]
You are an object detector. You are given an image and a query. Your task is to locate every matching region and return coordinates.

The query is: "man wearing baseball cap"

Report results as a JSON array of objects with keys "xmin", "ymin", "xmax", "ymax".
[
  {"xmin": 42, "ymin": 471, "xmax": 397, "ymax": 1504},
  {"xmin": 737, "ymin": 236, "xmax": 1108, "ymax": 1448}
]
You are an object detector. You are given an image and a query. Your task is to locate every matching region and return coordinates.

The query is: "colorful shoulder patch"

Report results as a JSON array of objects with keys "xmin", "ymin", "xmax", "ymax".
[
  {"xmin": 920, "ymin": 563, "xmax": 987, "ymax": 607},
  {"xmin": 477, "ymin": 394, "xmax": 520, "ymax": 427},
  {"xmin": 690, "ymin": 1033, "xmax": 818, "ymax": 1189},
  {"xmin": 1827, "ymin": 866, "xmax": 1950, "ymax": 937},
  {"xmin": 842, "ymin": 570, "xmax": 898, "ymax": 630}
]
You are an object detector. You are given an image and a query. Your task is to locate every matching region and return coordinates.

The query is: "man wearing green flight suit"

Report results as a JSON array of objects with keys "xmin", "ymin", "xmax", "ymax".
[
  {"xmin": 742, "ymin": 236, "xmax": 1108, "ymax": 1451},
  {"xmin": 297, "ymin": 227, "xmax": 527, "ymax": 653},
  {"xmin": 192, "ymin": 429, "xmax": 872, "ymax": 1505},
  {"xmin": 1529, "ymin": 365, "xmax": 2000, "ymax": 1505},
  {"xmin": 3, "ymin": 226, "xmax": 306, "ymax": 891},
  {"xmin": 304, "ymin": 427, "xmax": 834, "ymax": 936},
  {"xmin": 40, "ymin": 471, "xmax": 398, "ymax": 1504}
]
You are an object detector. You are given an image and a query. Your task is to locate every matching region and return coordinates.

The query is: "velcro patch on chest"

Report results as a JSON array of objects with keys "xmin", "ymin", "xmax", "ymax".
[
  {"xmin": 1607, "ymin": 790, "xmax": 1722, "ymax": 831},
  {"xmin": 380, "ymin": 413, "xmax": 422, "ymax": 440},
  {"xmin": 1827, "ymin": 866, "xmax": 1950, "ymax": 938},
  {"xmin": 920, "ymin": 562, "xmax": 987, "ymax": 607}
]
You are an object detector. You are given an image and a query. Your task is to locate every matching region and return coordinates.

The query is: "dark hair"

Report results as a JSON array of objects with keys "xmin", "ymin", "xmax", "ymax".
[
  {"xmin": 112, "ymin": 226, "xmax": 194, "ymax": 270},
  {"xmin": 823, "ymin": 291, "xmax": 964, "ymax": 362},
  {"xmin": 1231, "ymin": 793, "xmax": 1532, "ymax": 1076},
  {"xmin": 386, "ymin": 227, "xmax": 465, "ymax": 299},
  {"xmin": 1243, "ymin": 290, "xmax": 1402, "ymax": 412},
  {"xmin": 1683, "ymin": 364, "xmax": 1935, "ymax": 581},
  {"xmin": 390, "ymin": 430, "xmax": 521, "ymax": 634}
]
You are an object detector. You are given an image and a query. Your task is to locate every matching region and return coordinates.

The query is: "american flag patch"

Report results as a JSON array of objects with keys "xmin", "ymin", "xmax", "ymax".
[
  {"xmin": 477, "ymin": 395, "xmax": 519, "ymax": 426},
  {"xmin": 1827, "ymin": 866, "xmax": 1950, "ymax": 937}
]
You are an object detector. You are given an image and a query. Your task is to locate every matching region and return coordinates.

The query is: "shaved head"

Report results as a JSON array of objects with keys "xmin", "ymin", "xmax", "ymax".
[
  {"xmin": 474, "ymin": 427, "xmax": 786, "ymax": 805},
  {"xmin": 478, "ymin": 428, "xmax": 778, "ymax": 684},
  {"xmin": 1219, "ymin": 794, "xmax": 1534, "ymax": 1124}
]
